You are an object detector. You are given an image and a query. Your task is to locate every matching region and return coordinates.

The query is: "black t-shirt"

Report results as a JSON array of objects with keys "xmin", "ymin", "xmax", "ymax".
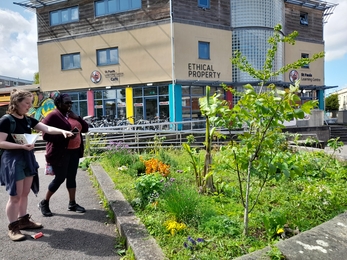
[{"xmin": 0, "ymin": 115, "xmax": 39, "ymax": 143}]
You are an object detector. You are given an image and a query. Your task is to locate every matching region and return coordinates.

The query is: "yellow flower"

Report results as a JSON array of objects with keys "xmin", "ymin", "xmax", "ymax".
[
  {"xmin": 277, "ymin": 228, "xmax": 284, "ymax": 234},
  {"xmin": 164, "ymin": 220, "xmax": 187, "ymax": 236}
]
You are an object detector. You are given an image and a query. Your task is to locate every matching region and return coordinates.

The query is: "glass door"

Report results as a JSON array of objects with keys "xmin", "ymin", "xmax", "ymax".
[{"xmin": 144, "ymin": 97, "xmax": 158, "ymax": 120}]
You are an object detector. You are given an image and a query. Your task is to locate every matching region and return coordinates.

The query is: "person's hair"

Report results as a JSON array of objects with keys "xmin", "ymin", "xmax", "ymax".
[
  {"xmin": 54, "ymin": 93, "xmax": 69, "ymax": 107},
  {"xmin": 7, "ymin": 89, "xmax": 33, "ymax": 114}
]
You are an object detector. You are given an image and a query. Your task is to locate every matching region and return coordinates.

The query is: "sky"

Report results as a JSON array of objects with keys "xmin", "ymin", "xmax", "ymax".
[{"xmin": 0, "ymin": 0, "xmax": 346, "ymax": 95}]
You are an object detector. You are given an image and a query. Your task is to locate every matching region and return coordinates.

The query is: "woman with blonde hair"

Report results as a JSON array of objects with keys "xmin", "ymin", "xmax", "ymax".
[{"xmin": 0, "ymin": 89, "xmax": 73, "ymax": 241}]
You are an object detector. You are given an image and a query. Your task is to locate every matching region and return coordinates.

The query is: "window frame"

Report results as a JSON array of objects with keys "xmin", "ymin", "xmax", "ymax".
[
  {"xmin": 198, "ymin": 41, "xmax": 210, "ymax": 60},
  {"xmin": 198, "ymin": 0, "xmax": 210, "ymax": 9},
  {"xmin": 97, "ymin": 47, "xmax": 119, "ymax": 66},
  {"xmin": 61, "ymin": 53, "xmax": 81, "ymax": 70},
  {"xmin": 95, "ymin": 0, "xmax": 141, "ymax": 17},
  {"xmin": 50, "ymin": 6, "xmax": 79, "ymax": 26},
  {"xmin": 301, "ymin": 53, "xmax": 310, "ymax": 69}
]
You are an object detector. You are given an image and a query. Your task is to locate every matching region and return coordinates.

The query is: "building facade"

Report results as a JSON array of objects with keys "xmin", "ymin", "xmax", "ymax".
[
  {"xmin": 14, "ymin": 0, "xmax": 338, "ymax": 125},
  {"xmin": 0, "ymin": 75, "xmax": 33, "ymax": 89}
]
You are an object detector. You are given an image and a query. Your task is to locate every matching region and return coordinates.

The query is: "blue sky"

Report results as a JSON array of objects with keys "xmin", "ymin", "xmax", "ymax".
[{"xmin": 0, "ymin": 0, "xmax": 346, "ymax": 95}]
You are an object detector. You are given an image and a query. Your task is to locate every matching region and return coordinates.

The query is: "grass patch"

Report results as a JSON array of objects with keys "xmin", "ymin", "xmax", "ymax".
[{"xmin": 95, "ymin": 145, "xmax": 347, "ymax": 259}]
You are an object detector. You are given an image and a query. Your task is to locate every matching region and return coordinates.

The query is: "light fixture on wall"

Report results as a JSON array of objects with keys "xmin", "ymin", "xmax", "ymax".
[
  {"xmin": 147, "ymin": 83, "xmax": 153, "ymax": 86},
  {"xmin": 105, "ymin": 86, "xmax": 111, "ymax": 89}
]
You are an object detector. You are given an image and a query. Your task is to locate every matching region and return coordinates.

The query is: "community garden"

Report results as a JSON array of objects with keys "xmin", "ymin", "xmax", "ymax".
[{"xmin": 85, "ymin": 25, "xmax": 347, "ymax": 259}]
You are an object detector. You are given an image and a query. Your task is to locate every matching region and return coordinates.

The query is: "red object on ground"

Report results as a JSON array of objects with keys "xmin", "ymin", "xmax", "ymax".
[{"xmin": 31, "ymin": 232, "xmax": 44, "ymax": 239}]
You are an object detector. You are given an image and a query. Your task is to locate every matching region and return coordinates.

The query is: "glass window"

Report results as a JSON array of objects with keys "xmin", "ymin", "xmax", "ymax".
[
  {"xmin": 134, "ymin": 98, "xmax": 143, "ymax": 120},
  {"xmin": 300, "ymin": 12, "xmax": 308, "ymax": 26},
  {"xmin": 105, "ymin": 100, "xmax": 116, "ymax": 116},
  {"xmin": 198, "ymin": 41, "xmax": 210, "ymax": 60},
  {"xmin": 95, "ymin": 1, "xmax": 106, "ymax": 16},
  {"xmin": 65, "ymin": 91, "xmax": 88, "ymax": 117},
  {"xmin": 97, "ymin": 48, "xmax": 119, "ymax": 66},
  {"xmin": 159, "ymin": 86, "xmax": 168, "ymax": 95},
  {"xmin": 144, "ymin": 87, "xmax": 157, "ymax": 96},
  {"xmin": 50, "ymin": 6, "xmax": 79, "ymax": 26},
  {"xmin": 95, "ymin": 0, "xmax": 141, "ymax": 17},
  {"xmin": 191, "ymin": 86, "xmax": 204, "ymax": 95},
  {"xmin": 103, "ymin": 89, "xmax": 116, "ymax": 99},
  {"xmin": 79, "ymin": 101, "xmax": 88, "ymax": 118},
  {"xmin": 133, "ymin": 88, "xmax": 142, "ymax": 97},
  {"xmin": 301, "ymin": 53, "xmax": 309, "ymax": 68},
  {"xmin": 61, "ymin": 53, "xmax": 80, "ymax": 70},
  {"xmin": 182, "ymin": 86, "xmax": 190, "ymax": 95},
  {"xmin": 198, "ymin": 0, "xmax": 210, "ymax": 9}
]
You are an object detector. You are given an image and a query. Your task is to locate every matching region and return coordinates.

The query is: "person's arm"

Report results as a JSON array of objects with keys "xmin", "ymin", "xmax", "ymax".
[
  {"xmin": 0, "ymin": 132, "xmax": 35, "ymax": 151},
  {"xmin": 34, "ymin": 122, "xmax": 73, "ymax": 138}
]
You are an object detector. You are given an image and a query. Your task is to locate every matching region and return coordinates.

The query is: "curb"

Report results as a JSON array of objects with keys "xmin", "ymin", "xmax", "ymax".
[{"xmin": 90, "ymin": 164, "xmax": 166, "ymax": 260}]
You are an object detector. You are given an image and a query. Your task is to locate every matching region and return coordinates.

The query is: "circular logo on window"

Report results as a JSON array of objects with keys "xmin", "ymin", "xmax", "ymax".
[
  {"xmin": 289, "ymin": 70, "xmax": 299, "ymax": 83},
  {"xmin": 90, "ymin": 70, "xmax": 101, "ymax": 84}
]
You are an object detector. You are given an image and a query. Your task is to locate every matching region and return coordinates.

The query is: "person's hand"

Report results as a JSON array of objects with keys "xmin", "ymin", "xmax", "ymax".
[
  {"xmin": 62, "ymin": 130, "xmax": 74, "ymax": 138},
  {"xmin": 22, "ymin": 144, "xmax": 35, "ymax": 151}
]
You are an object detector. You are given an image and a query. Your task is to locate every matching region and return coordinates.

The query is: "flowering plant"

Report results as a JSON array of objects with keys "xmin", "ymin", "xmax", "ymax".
[
  {"xmin": 183, "ymin": 236, "xmax": 205, "ymax": 251},
  {"xmin": 144, "ymin": 158, "xmax": 170, "ymax": 177},
  {"xmin": 164, "ymin": 220, "xmax": 186, "ymax": 236}
]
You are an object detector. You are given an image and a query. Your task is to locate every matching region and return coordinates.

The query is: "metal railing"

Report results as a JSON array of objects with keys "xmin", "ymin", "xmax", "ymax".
[{"xmin": 84, "ymin": 120, "xmax": 243, "ymax": 155}]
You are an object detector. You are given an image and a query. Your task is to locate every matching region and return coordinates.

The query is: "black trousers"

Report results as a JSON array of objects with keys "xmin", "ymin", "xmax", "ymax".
[{"xmin": 48, "ymin": 148, "xmax": 80, "ymax": 193}]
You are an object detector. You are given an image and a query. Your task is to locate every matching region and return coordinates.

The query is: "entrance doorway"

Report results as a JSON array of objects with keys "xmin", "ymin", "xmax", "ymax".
[{"xmin": 144, "ymin": 97, "xmax": 157, "ymax": 120}]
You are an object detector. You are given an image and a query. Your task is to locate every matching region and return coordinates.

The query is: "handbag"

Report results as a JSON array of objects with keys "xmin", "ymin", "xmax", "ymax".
[{"xmin": 44, "ymin": 163, "xmax": 54, "ymax": 176}]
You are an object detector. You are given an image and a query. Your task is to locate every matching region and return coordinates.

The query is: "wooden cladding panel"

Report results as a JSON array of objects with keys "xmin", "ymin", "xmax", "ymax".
[
  {"xmin": 172, "ymin": 0, "xmax": 230, "ymax": 26},
  {"xmin": 284, "ymin": 3, "xmax": 323, "ymax": 43},
  {"xmin": 37, "ymin": 0, "xmax": 170, "ymax": 42}
]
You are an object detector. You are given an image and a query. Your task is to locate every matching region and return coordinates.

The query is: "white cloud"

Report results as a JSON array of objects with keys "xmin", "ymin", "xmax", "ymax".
[
  {"xmin": 324, "ymin": 0, "xmax": 347, "ymax": 61},
  {"xmin": 0, "ymin": 8, "xmax": 38, "ymax": 81}
]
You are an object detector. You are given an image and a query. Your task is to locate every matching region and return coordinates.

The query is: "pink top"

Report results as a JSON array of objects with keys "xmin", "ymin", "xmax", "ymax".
[{"xmin": 67, "ymin": 117, "xmax": 82, "ymax": 149}]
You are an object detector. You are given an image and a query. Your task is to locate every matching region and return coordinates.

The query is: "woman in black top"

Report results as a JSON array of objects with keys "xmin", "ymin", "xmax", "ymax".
[{"xmin": 0, "ymin": 90, "xmax": 73, "ymax": 241}]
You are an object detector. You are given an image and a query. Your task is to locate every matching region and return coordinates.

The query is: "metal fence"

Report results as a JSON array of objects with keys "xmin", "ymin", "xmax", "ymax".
[{"xmin": 84, "ymin": 120, "xmax": 242, "ymax": 155}]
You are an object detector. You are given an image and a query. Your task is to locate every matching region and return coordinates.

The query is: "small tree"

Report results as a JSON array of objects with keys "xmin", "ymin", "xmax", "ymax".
[
  {"xmin": 205, "ymin": 24, "xmax": 323, "ymax": 236},
  {"xmin": 33, "ymin": 72, "xmax": 40, "ymax": 84},
  {"xmin": 325, "ymin": 94, "xmax": 339, "ymax": 116}
]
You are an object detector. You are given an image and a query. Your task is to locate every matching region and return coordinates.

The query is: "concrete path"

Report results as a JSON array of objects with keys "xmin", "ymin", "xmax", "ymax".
[{"xmin": 0, "ymin": 151, "xmax": 120, "ymax": 260}]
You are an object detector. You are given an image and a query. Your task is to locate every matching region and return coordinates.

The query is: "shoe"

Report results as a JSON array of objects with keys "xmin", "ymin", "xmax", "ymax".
[
  {"xmin": 38, "ymin": 200, "xmax": 53, "ymax": 217},
  {"xmin": 68, "ymin": 203, "xmax": 86, "ymax": 213},
  {"xmin": 18, "ymin": 214, "xmax": 43, "ymax": 230},
  {"xmin": 8, "ymin": 220, "xmax": 26, "ymax": 241}
]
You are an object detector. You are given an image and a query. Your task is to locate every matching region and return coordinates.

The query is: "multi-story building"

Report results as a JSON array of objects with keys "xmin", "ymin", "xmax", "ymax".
[
  {"xmin": 0, "ymin": 75, "xmax": 33, "ymax": 89},
  {"xmin": 14, "ymin": 0, "xmax": 338, "ymax": 125},
  {"xmin": 0, "ymin": 75, "xmax": 34, "ymax": 112}
]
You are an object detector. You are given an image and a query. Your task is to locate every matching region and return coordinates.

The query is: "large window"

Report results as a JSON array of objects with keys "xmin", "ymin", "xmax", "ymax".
[
  {"xmin": 198, "ymin": 41, "xmax": 210, "ymax": 60},
  {"xmin": 69, "ymin": 92, "xmax": 88, "ymax": 117},
  {"xmin": 50, "ymin": 6, "xmax": 79, "ymax": 26},
  {"xmin": 61, "ymin": 53, "xmax": 81, "ymax": 70},
  {"xmin": 97, "ymin": 48, "xmax": 119, "ymax": 66},
  {"xmin": 198, "ymin": 0, "xmax": 210, "ymax": 9},
  {"xmin": 94, "ymin": 89, "xmax": 126, "ymax": 119},
  {"xmin": 95, "ymin": 0, "xmax": 141, "ymax": 17}
]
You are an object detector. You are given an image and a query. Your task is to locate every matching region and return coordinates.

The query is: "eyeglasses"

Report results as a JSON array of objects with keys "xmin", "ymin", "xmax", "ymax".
[{"xmin": 64, "ymin": 101, "xmax": 73, "ymax": 105}]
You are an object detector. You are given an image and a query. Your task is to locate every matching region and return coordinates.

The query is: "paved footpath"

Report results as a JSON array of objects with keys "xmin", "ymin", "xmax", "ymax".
[{"xmin": 0, "ymin": 151, "xmax": 120, "ymax": 260}]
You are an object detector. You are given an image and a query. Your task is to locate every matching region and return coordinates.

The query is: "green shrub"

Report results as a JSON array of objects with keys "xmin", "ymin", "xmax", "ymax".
[
  {"xmin": 134, "ymin": 174, "xmax": 165, "ymax": 207},
  {"xmin": 160, "ymin": 182, "xmax": 201, "ymax": 226},
  {"xmin": 129, "ymin": 160, "xmax": 146, "ymax": 176}
]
